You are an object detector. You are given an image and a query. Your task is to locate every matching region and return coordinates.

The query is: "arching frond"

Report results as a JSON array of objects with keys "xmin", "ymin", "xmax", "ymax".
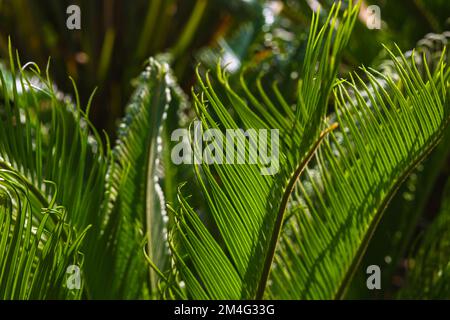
[
  {"xmin": 160, "ymin": 3, "xmax": 450, "ymax": 300},
  {"xmin": 397, "ymin": 178, "xmax": 450, "ymax": 299},
  {"xmin": 101, "ymin": 58, "xmax": 186, "ymax": 298},
  {"xmin": 0, "ymin": 169, "xmax": 87, "ymax": 299},
  {"xmin": 0, "ymin": 43, "xmax": 108, "ymax": 299},
  {"xmin": 167, "ymin": 2, "xmax": 361, "ymax": 299}
]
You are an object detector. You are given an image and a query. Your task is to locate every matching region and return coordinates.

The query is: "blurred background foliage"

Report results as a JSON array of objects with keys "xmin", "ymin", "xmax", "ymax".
[
  {"xmin": 1, "ymin": 0, "xmax": 449, "ymax": 299},
  {"xmin": 2, "ymin": 0, "xmax": 449, "ymax": 134}
]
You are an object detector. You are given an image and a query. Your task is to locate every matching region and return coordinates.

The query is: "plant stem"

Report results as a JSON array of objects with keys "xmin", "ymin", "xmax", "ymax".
[{"xmin": 255, "ymin": 123, "xmax": 338, "ymax": 299}]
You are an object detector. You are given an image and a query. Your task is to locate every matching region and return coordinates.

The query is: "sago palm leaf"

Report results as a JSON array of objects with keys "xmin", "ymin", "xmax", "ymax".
[
  {"xmin": 0, "ymin": 47, "xmax": 108, "ymax": 229},
  {"xmin": 270, "ymin": 49, "xmax": 449, "ymax": 299},
  {"xmin": 0, "ymin": 164, "xmax": 87, "ymax": 299},
  {"xmin": 165, "ymin": 2, "xmax": 360, "ymax": 299},
  {"xmin": 0, "ymin": 42, "xmax": 108, "ymax": 299},
  {"xmin": 101, "ymin": 57, "xmax": 187, "ymax": 298},
  {"xmin": 159, "ymin": 2, "xmax": 450, "ymax": 300},
  {"xmin": 0, "ymin": 45, "xmax": 188, "ymax": 299}
]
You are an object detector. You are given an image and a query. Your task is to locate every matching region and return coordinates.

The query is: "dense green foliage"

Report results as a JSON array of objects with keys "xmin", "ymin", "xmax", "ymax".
[{"xmin": 0, "ymin": 0, "xmax": 449, "ymax": 299}]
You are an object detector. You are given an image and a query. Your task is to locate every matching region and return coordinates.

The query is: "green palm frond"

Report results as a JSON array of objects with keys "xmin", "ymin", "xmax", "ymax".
[
  {"xmin": 271, "ymin": 48, "xmax": 449, "ymax": 299},
  {"xmin": 348, "ymin": 31, "xmax": 450, "ymax": 298},
  {"xmin": 1, "ymin": 0, "xmax": 449, "ymax": 302},
  {"xmin": 165, "ymin": 2, "xmax": 359, "ymax": 300},
  {"xmin": 0, "ymin": 168, "xmax": 87, "ymax": 299},
  {"xmin": 0, "ymin": 47, "xmax": 108, "ymax": 228},
  {"xmin": 156, "ymin": 3, "xmax": 450, "ymax": 300},
  {"xmin": 100, "ymin": 57, "xmax": 187, "ymax": 299}
]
